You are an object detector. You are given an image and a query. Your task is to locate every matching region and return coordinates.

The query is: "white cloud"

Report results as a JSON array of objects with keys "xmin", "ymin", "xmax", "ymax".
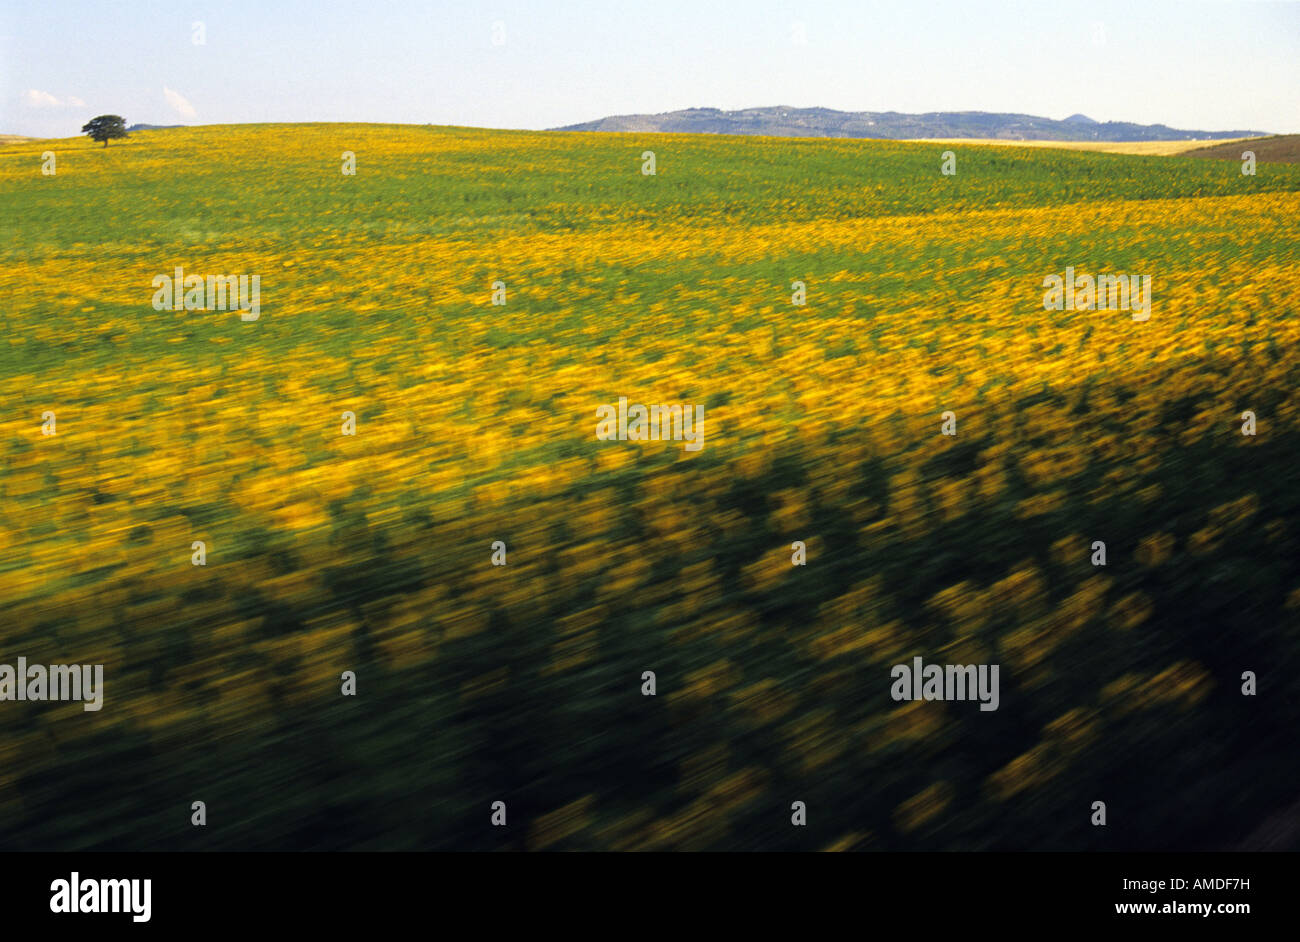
[
  {"xmin": 23, "ymin": 89, "xmax": 64, "ymax": 108},
  {"xmin": 21, "ymin": 89, "xmax": 90, "ymax": 110},
  {"xmin": 163, "ymin": 86, "xmax": 197, "ymax": 120}
]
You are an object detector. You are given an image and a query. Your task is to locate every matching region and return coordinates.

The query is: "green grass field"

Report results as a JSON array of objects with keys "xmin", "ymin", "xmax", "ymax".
[{"xmin": 1, "ymin": 124, "xmax": 1299, "ymax": 850}]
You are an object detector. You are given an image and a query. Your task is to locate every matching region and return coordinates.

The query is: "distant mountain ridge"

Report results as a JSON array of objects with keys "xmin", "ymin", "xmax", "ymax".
[{"xmin": 552, "ymin": 107, "xmax": 1263, "ymax": 142}]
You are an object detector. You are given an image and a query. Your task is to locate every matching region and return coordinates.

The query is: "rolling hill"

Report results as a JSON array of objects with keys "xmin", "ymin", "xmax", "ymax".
[
  {"xmin": 1, "ymin": 123, "xmax": 1298, "ymax": 851},
  {"xmin": 1182, "ymin": 134, "xmax": 1300, "ymax": 164}
]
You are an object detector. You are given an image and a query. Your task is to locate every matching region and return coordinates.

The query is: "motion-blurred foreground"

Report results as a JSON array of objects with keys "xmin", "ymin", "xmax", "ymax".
[{"xmin": 1, "ymin": 125, "xmax": 1298, "ymax": 849}]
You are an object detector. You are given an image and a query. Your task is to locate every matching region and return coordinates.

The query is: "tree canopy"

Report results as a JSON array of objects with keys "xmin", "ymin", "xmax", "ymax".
[{"xmin": 81, "ymin": 115, "xmax": 128, "ymax": 147}]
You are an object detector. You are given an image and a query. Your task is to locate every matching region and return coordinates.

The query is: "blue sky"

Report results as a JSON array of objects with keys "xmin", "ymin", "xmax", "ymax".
[{"xmin": 3, "ymin": 0, "xmax": 1297, "ymax": 138}]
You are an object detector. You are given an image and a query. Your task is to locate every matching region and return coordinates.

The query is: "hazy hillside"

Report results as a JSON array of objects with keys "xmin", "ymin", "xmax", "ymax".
[{"xmin": 553, "ymin": 106, "xmax": 1265, "ymax": 142}]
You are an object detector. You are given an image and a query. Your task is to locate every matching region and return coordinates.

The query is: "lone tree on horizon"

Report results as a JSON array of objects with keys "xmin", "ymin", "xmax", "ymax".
[{"xmin": 81, "ymin": 115, "xmax": 128, "ymax": 147}]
